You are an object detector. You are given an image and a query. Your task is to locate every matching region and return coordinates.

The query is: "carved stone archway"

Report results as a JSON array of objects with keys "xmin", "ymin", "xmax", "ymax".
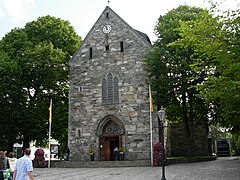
[{"xmin": 97, "ymin": 115, "xmax": 125, "ymax": 161}]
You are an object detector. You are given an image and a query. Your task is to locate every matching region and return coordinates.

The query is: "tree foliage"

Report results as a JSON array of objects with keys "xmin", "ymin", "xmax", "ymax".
[
  {"xmin": 0, "ymin": 16, "xmax": 81, "ymax": 151},
  {"xmin": 146, "ymin": 3, "xmax": 239, "ymax": 156},
  {"xmin": 170, "ymin": 5, "xmax": 240, "ymax": 131},
  {"xmin": 0, "ymin": 51, "xmax": 22, "ymax": 150},
  {"xmin": 146, "ymin": 5, "xmax": 213, "ymax": 156}
]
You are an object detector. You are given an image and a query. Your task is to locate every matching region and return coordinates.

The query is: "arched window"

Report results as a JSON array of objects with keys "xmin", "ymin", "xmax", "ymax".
[
  {"xmin": 102, "ymin": 73, "xmax": 119, "ymax": 104},
  {"xmin": 104, "ymin": 121, "xmax": 121, "ymax": 134},
  {"xmin": 113, "ymin": 77, "xmax": 119, "ymax": 103},
  {"xmin": 107, "ymin": 73, "xmax": 113, "ymax": 103},
  {"xmin": 102, "ymin": 79, "xmax": 107, "ymax": 103}
]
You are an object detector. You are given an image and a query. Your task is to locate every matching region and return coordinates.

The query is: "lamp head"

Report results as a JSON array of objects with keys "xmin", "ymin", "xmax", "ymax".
[{"xmin": 157, "ymin": 106, "xmax": 165, "ymax": 123}]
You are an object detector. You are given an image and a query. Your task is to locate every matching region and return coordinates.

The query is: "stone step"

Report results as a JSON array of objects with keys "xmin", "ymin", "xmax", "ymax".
[{"xmin": 50, "ymin": 160, "xmax": 151, "ymax": 168}]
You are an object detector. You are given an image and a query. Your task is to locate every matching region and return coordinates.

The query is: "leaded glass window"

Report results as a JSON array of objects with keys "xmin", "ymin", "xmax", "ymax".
[
  {"xmin": 102, "ymin": 73, "xmax": 119, "ymax": 104},
  {"xmin": 114, "ymin": 77, "xmax": 119, "ymax": 103},
  {"xmin": 104, "ymin": 122, "xmax": 121, "ymax": 134},
  {"xmin": 107, "ymin": 73, "xmax": 113, "ymax": 103},
  {"xmin": 102, "ymin": 79, "xmax": 107, "ymax": 103}
]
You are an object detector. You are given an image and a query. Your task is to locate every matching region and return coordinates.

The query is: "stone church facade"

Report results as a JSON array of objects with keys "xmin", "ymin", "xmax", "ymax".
[{"xmin": 68, "ymin": 6, "xmax": 156, "ymax": 161}]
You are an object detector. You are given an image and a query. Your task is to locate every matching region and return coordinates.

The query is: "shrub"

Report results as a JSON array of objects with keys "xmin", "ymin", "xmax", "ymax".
[{"xmin": 153, "ymin": 141, "xmax": 166, "ymax": 166}]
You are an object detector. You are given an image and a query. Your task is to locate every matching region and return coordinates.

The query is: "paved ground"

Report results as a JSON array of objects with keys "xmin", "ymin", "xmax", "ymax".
[{"xmin": 33, "ymin": 157, "xmax": 240, "ymax": 180}]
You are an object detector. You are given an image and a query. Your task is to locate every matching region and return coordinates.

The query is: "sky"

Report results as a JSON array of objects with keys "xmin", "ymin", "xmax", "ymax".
[{"xmin": 0, "ymin": 0, "xmax": 239, "ymax": 42}]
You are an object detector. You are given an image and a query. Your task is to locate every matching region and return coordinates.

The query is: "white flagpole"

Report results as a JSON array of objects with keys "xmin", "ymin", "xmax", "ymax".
[
  {"xmin": 149, "ymin": 85, "xmax": 153, "ymax": 166},
  {"xmin": 48, "ymin": 99, "xmax": 52, "ymax": 168}
]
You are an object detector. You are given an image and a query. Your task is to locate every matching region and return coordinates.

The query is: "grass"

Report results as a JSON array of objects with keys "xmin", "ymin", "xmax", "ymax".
[
  {"xmin": 167, "ymin": 156, "xmax": 185, "ymax": 160},
  {"xmin": 167, "ymin": 156, "xmax": 216, "ymax": 163}
]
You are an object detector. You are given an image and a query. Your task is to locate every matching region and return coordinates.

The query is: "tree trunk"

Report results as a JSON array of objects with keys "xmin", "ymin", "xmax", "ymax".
[
  {"xmin": 182, "ymin": 91, "xmax": 194, "ymax": 157},
  {"xmin": 6, "ymin": 142, "xmax": 14, "ymax": 156},
  {"xmin": 188, "ymin": 92, "xmax": 194, "ymax": 157},
  {"xmin": 22, "ymin": 138, "xmax": 30, "ymax": 154}
]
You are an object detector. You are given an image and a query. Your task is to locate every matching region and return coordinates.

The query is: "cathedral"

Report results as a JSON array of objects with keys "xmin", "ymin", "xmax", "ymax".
[
  {"xmin": 68, "ymin": 6, "xmax": 209, "ymax": 162},
  {"xmin": 68, "ymin": 6, "xmax": 156, "ymax": 161}
]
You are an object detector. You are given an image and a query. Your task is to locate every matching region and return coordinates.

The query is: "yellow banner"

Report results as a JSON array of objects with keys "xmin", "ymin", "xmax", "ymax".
[
  {"xmin": 49, "ymin": 99, "xmax": 52, "ymax": 124},
  {"xmin": 149, "ymin": 86, "xmax": 154, "ymax": 112}
]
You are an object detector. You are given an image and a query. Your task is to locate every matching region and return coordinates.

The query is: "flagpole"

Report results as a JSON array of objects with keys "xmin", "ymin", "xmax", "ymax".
[
  {"xmin": 149, "ymin": 85, "xmax": 153, "ymax": 166},
  {"xmin": 48, "ymin": 99, "xmax": 52, "ymax": 168}
]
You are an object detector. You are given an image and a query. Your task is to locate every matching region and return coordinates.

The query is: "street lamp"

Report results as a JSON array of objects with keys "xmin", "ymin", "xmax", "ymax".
[{"xmin": 157, "ymin": 106, "xmax": 166, "ymax": 180}]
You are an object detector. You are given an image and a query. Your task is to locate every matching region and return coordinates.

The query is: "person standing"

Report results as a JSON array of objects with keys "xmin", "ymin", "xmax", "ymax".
[
  {"xmin": 114, "ymin": 147, "xmax": 119, "ymax": 161},
  {"xmin": 66, "ymin": 148, "xmax": 70, "ymax": 161},
  {"xmin": 7, "ymin": 152, "xmax": 17, "ymax": 180},
  {"xmin": 13, "ymin": 148, "xmax": 34, "ymax": 180},
  {"xmin": 0, "ymin": 151, "xmax": 10, "ymax": 180}
]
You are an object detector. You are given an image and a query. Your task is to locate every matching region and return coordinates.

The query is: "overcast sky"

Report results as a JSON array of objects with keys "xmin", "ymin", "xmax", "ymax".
[{"xmin": 0, "ymin": 0, "xmax": 239, "ymax": 42}]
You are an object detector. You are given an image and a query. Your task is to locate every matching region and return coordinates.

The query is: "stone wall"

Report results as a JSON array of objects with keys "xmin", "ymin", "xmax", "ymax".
[{"xmin": 167, "ymin": 122, "xmax": 209, "ymax": 156}]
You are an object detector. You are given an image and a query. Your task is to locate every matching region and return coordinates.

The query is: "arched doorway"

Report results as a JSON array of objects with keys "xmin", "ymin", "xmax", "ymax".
[{"xmin": 97, "ymin": 116, "xmax": 124, "ymax": 161}]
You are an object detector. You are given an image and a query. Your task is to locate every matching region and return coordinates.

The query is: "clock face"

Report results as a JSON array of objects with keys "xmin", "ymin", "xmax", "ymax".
[{"xmin": 103, "ymin": 24, "xmax": 112, "ymax": 34}]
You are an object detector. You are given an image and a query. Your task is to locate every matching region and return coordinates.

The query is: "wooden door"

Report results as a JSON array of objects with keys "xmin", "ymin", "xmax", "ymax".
[
  {"xmin": 104, "ymin": 140, "xmax": 110, "ymax": 161},
  {"xmin": 110, "ymin": 139, "xmax": 119, "ymax": 160},
  {"xmin": 99, "ymin": 137, "xmax": 105, "ymax": 160},
  {"xmin": 100, "ymin": 136, "xmax": 120, "ymax": 161}
]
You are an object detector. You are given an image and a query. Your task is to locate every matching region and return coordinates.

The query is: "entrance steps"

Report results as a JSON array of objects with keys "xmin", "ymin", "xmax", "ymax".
[{"xmin": 51, "ymin": 160, "xmax": 151, "ymax": 168}]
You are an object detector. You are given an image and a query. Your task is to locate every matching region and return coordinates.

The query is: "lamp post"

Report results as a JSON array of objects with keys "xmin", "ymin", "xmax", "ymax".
[{"xmin": 157, "ymin": 107, "xmax": 166, "ymax": 180}]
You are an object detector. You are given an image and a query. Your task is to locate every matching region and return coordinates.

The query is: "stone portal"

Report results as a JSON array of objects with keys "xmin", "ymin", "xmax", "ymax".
[{"xmin": 97, "ymin": 115, "xmax": 125, "ymax": 161}]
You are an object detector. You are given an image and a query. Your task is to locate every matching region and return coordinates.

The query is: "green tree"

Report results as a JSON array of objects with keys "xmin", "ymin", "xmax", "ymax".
[
  {"xmin": 0, "ymin": 16, "xmax": 81, "ymax": 151},
  {"xmin": 171, "ymin": 6, "xmax": 240, "ymax": 132},
  {"xmin": 232, "ymin": 132, "xmax": 240, "ymax": 155},
  {"xmin": 0, "ymin": 51, "xmax": 22, "ymax": 151},
  {"xmin": 146, "ymin": 5, "xmax": 212, "ymax": 156},
  {"xmin": 165, "ymin": 2, "xmax": 240, "ymax": 156}
]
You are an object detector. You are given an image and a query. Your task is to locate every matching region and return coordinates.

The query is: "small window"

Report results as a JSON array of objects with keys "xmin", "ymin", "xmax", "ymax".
[
  {"xmin": 89, "ymin": 47, "xmax": 92, "ymax": 59},
  {"xmin": 106, "ymin": 12, "xmax": 109, "ymax": 19},
  {"xmin": 76, "ymin": 128, "xmax": 82, "ymax": 137},
  {"xmin": 79, "ymin": 86, "xmax": 83, "ymax": 92},
  {"xmin": 120, "ymin": 41, "xmax": 124, "ymax": 52},
  {"xmin": 105, "ymin": 45, "xmax": 109, "ymax": 51}
]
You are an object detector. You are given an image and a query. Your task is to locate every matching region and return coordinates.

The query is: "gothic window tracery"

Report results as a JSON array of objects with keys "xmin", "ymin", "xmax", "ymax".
[
  {"xmin": 107, "ymin": 73, "xmax": 113, "ymax": 103},
  {"xmin": 113, "ymin": 77, "xmax": 119, "ymax": 103},
  {"xmin": 102, "ymin": 73, "xmax": 119, "ymax": 104},
  {"xmin": 104, "ymin": 122, "xmax": 121, "ymax": 134},
  {"xmin": 102, "ymin": 79, "xmax": 107, "ymax": 103}
]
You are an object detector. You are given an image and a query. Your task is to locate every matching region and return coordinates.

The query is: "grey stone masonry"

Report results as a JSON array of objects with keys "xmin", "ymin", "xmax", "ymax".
[
  {"xmin": 167, "ymin": 123, "xmax": 209, "ymax": 156},
  {"xmin": 68, "ymin": 6, "xmax": 155, "ymax": 161}
]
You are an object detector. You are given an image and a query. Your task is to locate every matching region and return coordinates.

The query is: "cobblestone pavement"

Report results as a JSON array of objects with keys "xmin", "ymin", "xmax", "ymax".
[{"xmin": 33, "ymin": 157, "xmax": 240, "ymax": 180}]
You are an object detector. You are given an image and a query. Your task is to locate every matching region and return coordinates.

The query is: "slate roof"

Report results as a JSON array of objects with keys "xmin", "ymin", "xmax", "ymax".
[{"xmin": 134, "ymin": 29, "xmax": 151, "ymax": 44}]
